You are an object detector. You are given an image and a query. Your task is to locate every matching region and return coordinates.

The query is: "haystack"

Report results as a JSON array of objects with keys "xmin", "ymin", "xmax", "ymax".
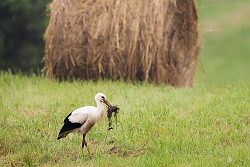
[{"xmin": 44, "ymin": 0, "xmax": 199, "ymax": 87}]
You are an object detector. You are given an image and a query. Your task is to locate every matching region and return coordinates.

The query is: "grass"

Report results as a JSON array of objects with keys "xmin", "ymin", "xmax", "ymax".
[
  {"xmin": 1, "ymin": 0, "xmax": 250, "ymax": 166},
  {"xmin": 198, "ymin": 24, "xmax": 250, "ymax": 83},
  {"xmin": 198, "ymin": 0, "xmax": 250, "ymax": 20},
  {"xmin": 196, "ymin": 0, "xmax": 250, "ymax": 83},
  {"xmin": 0, "ymin": 73, "xmax": 249, "ymax": 166}
]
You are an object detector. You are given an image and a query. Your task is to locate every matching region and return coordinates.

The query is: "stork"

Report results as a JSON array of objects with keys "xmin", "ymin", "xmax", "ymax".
[{"xmin": 57, "ymin": 93, "xmax": 112, "ymax": 158}]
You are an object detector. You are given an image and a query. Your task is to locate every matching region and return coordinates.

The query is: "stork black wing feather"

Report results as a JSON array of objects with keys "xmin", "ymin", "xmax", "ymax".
[
  {"xmin": 64, "ymin": 112, "xmax": 72, "ymax": 123},
  {"xmin": 57, "ymin": 117, "xmax": 83, "ymax": 140}
]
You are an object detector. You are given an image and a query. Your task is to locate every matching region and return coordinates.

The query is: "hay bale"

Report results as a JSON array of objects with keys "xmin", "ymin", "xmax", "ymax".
[{"xmin": 44, "ymin": 0, "xmax": 199, "ymax": 87}]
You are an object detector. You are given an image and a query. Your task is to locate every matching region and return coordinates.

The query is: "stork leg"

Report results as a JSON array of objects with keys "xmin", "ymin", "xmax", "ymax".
[{"xmin": 82, "ymin": 134, "xmax": 91, "ymax": 159}]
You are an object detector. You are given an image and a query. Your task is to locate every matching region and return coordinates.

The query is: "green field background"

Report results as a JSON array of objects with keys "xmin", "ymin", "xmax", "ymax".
[{"xmin": 197, "ymin": 0, "xmax": 250, "ymax": 83}]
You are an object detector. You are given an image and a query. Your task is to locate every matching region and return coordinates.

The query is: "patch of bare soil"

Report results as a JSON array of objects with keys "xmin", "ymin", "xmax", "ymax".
[{"xmin": 109, "ymin": 144, "xmax": 146, "ymax": 157}]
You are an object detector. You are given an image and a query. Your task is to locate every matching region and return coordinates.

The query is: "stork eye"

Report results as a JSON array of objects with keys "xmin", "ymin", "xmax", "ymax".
[{"xmin": 101, "ymin": 96, "xmax": 105, "ymax": 99}]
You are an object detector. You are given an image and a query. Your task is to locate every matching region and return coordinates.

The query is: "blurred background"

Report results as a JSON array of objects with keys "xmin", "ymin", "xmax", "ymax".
[
  {"xmin": 0, "ymin": 0, "xmax": 50, "ymax": 72},
  {"xmin": 197, "ymin": 0, "xmax": 250, "ymax": 83},
  {"xmin": 0, "ymin": 0, "xmax": 249, "ymax": 83}
]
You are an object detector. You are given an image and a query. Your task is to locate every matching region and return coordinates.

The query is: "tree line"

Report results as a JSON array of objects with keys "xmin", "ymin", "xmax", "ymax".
[{"xmin": 0, "ymin": 0, "xmax": 50, "ymax": 73}]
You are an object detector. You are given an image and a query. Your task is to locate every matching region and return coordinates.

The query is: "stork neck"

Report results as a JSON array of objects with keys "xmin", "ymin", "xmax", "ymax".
[{"xmin": 96, "ymin": 102, "xmax": 105, "ymax": 119}]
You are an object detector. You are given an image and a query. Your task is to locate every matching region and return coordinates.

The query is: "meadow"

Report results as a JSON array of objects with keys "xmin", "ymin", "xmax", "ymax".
[{"xmin": 1, "ymin": 0, "xmax": 250, "ymax": 166}]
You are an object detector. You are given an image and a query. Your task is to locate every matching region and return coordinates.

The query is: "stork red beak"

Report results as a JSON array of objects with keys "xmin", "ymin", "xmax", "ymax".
[{"xmin": 103, "ymin": 99, "xmax": 112, "ymax": 108}]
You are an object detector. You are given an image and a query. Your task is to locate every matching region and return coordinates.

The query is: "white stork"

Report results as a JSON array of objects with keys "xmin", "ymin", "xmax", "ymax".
[{"xmin": 57, "ymin": 93, "xmax": 112, "ymax": 157}]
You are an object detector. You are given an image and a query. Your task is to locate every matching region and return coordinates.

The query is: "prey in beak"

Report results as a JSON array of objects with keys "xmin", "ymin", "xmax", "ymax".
[{"xmin": 99, "ymin": 96, "xmax": 120, "ymax": 130}]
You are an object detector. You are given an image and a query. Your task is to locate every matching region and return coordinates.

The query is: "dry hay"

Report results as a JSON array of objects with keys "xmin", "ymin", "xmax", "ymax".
[{"xmin": 44, "ymin": 0, "xmax": 199, "ymax": 87}]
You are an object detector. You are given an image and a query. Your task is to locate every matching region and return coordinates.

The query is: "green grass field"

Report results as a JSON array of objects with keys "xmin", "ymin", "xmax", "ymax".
[
  {"xmin": 197, "ymin": 0, "xmax": 250, "ymax": 83},
  {"xmin": 1, "ymin": 0, "xmax": 250, "ymax": 166},
  {"xmin": 0, "ymin": 74, "xmax": 249, "ymax": 166}
]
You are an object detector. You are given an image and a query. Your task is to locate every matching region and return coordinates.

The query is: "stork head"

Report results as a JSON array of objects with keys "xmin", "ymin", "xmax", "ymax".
[{"xmin": 95, "ymin": 93, "xmax": 112, "ymax": 107}]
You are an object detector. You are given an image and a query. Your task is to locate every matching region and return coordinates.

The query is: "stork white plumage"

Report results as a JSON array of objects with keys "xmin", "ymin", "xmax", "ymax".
[{"xmin": 57, "ymin": 93, "xmax": 112, "ymax": 158}]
